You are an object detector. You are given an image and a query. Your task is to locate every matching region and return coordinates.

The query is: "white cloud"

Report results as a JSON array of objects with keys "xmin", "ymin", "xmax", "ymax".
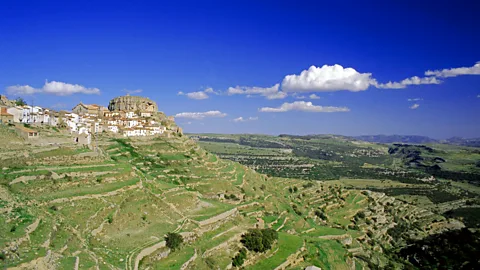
[
  {"xmin": 408, "ymin": 98, "xmax": 423, "ymax": 102},
  {"xmin": 186, "ymin": 91, "xmax": 209, "ymax": 100},
  {"xmin": 477, "ymin": 94, "xmax": 480, "ymax": 98},
  {"xmin": 204, "ymin": 87, "xmax": 219, "ymax": 94},
  {"xmin": 259, "ymin": 101, "xmax": 350, "ymax": 113},
  {"xmin": 6, "ymin": 85, "xmax": 39, "ymax": 95},
  {"xmin": 227, "ymin": 84, "xmax": 287, "ymax": 99},
  {"xmin": 425, "ymin": 62, "xmax": 480, "ymax": 78},
  {"xmin": 178, "ymin": 87, "xmax": 220, "ymax": 100},
  {"xmin": 294, "ymin": 95, "xmax": 306, "ymax": 99},
  {"xmin": 123, "ymin": 89, "xmax": 143, "ymax": 95},
  {"xmin": 6, "ymin": 80, "xmax": 100, "ymax": 96},
  {"xmin": 282, "ymin": 64, "xmax": 374, "ymax": 92},
  {"xmin": 178, "ymin": 90, "xmax": 209, "ymax": 100},
  {"xmin": 376, "ymin": 76, "xmax": 441, "ymax": 89},
  {"xmin": 309, "ymin": 94, "xmax": 321, "ymax": 99},
  {"xmin": 410, "ymin": 103, "xmax": 420, "ymax": 110},
  {"xmin": 174, "ymin": 110, "xmax": 227, "ymax": 120},
  {"xmin": 233, "ymin": 116, "xmax": 258, "ymax": 122}
]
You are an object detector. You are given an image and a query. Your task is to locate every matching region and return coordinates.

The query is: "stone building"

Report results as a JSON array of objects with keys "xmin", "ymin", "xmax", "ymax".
[
  {"xmin": 108, "ymin": 95, "xmax": 158, "ymax": 113},
  {"xmin": 0, "ymin": 107, "xmax": 14, "ymax": 123},
  {"xmin": 15, "ymin": 125, "xmax": 39, "ymax": 139},
  {"xmin": 72, "ymin": 103, "xmax": 108, "ymax": 116}
]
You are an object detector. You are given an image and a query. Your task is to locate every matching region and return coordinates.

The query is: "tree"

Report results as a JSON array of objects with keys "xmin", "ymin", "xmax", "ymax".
[
  {"xmin": 15, "ymin": 97, "xmax": 27, "ymax": 106},
  {"xmin": 232, "ymin": 248, "xmax": 247, "ymax": 267},
  {"xmin": 165, "ymin": 232, "xmax": 183, "ymax": 251},
  {"xmin": 241, "ymin": 228, "xmax": 278, "ymax": 253},
  {"xmin": 260, "ymin": 228, "xmax": 278, "ymax": 250},
  {"xmin": 241, "ymin": 229, "xmax": 264, "ymax": 252}
]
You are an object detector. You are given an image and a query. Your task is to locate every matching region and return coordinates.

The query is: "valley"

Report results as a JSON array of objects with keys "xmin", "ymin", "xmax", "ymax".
[{"xmin": 0, "ymin": 126, "xmax": 479, "ymax": 269}]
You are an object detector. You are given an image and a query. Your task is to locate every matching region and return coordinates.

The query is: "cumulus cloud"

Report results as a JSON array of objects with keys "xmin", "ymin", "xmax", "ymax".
[
  {"xmin": 425, "ymin": 62, "xmax": 480, "ymax": 78},
  {"xmin": 178, "ymin": 87, "xmax": 220, "ymax": 100},
  {"xmin": 6, "ymin": 85, "xmax": 38, "ymax": 95},
  {"xmin": 309, "ymin": 94, "xmax": 321, "ymax": 99},
  {"xmin": 123, "ymin": 89, "xmax": 143, "ymax": 95},
  {"xmin": 6, "ymin": 80, "xmax": 100, "ymax": 96},
  {"xmin": 174, "ymin": 110, "xmax": 227, "ymax": 120},
  {"xmin": 227, "ymin": 84, "xmax": 287, "ymax": 99},
  {"xmin": 410, "ymin": 104, "xmax": 420, "ymax": 110},
  {"xmin": 204, "ymin": 87, "xmax": 219, "ymax": 94},
  {"xmin": 187, "ymin": 91, "xmax": 209, "ymax": 100},
  {"xmin": 259, "ymin": 101, "xmax": 349, "ymax": 113},
  {"xmin": 408, "ymin": 98, "xmax": 423, "ymax": 102},
  {"xmin": 376, "ymin": 76, "xmax": 441, "ymax": 89},
  {"xmin": 233, "ymin": 116, "xmax": 258, "ymax": 122},
  {"xmin": 282, "ymin": 65, "xmax": 374, "ymax": 92}
]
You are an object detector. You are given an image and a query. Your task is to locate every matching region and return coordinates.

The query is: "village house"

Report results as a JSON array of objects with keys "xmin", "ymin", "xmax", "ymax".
[
  {"xmin": 6, "ymin": 107, "xmax": 23, "ymax": 122},
  {"xmin": 20, "ymin": 106, "xmax": 43, "ymax": 124},
  {"xmin": 125, "ymin": 111, "xmax": 137, "ymax": 119},
  {"xmin": 0, "ymin": 107, "xmax": 14, "ymax": 124},
  {"xmin": 72, "ymin": 102, "xmax": 108, "ymax": 116},
  {"xmin": 15, "ymin": 125, "xmax": 39, "ymax": 139},
  {"xmin": 140, "ymin": 111, "xmax": 152, "ymax": 117},
  {"xmin": 106, "ymin": 125, "xmax": 119, "ymax": 133}
]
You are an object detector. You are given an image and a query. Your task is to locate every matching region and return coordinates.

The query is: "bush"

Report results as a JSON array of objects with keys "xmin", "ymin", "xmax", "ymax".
[
  {"xmin": 232, "ymin": 248, "xmax": 247, "ymax": 267},
  {"xmin": 165, "ymin": 232, "xmax": 183, "ymax": 251},
  {"xmin": 241, "ymin": 228, "xmax": 278, "ymax": 253}
]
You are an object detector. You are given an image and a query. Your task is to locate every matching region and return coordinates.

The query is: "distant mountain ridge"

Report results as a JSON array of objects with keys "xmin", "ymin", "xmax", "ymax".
[
  {"xmin": 352, "ymin": 135, "xmax": 480, "ymax": 148},
  {"xmin": 352, "ymin": 135, "xmax": 438, "ymax": 144}
]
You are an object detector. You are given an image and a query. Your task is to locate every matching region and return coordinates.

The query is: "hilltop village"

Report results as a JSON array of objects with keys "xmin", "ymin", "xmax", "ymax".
[{"xmin": 0, "ymin": 94, "xmax": 182, "ymax": 144}]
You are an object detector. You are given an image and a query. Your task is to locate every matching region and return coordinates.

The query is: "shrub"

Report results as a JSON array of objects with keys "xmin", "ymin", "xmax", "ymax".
[
  {"xmin": 165, "ymin": 232, "xmax": 183, "ymax": 251},
  {"xmin": 303, "ymin": 182, "xmax": 314, "ymax": 188},
  {"xmin": 241, "ymin": 228, "xmax": 278, "ymax": 253},
  {"xmin": 232, "ymin": 248, "xmax": 247, "ymax": 267}
]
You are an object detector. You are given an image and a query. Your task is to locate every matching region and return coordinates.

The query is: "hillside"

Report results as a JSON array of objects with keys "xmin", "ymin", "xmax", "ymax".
[{"xmin": 0, "ymin": 127, "xmax": 478, "ymax": 269}]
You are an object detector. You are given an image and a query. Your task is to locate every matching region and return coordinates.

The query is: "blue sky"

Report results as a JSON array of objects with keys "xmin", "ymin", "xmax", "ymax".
[{"xmin": 1, "ymin": 0, "xmax": 479, "ymax": 138}]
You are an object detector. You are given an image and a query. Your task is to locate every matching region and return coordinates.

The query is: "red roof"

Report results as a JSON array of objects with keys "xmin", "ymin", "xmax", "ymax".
[{"xmin": 0, "ymin": 107, "xmax": 13, "ymax": 116}]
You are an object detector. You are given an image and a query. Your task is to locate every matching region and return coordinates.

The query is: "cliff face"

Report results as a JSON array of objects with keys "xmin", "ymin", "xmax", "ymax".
[
  {"xmin": 108, "ymin": 95, "xmax": 158, "ymax": 112},
  {"xmin": 0, "ymin": 95, "xmax": 15, "ymax": 107}
]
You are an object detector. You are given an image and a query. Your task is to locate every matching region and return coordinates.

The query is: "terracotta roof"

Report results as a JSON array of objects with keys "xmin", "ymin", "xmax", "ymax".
[{"xmin": 0, "ymin": 107, "xmax": 13, "ymax": 116}]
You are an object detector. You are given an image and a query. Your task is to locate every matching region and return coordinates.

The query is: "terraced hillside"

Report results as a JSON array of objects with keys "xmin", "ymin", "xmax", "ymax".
[{"xmin": 0, "ymin": 127, "xmax": 474, "ymax": 269}]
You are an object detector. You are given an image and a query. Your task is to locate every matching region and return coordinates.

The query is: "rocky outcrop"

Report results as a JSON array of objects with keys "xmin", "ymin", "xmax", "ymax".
[
  {"xmin": 0, "ymin": 95, "xmax": 15, "ymax": 107},
  {"xmin": 108, "ymin": 95, "xmax": 158, "ymax": 112}
]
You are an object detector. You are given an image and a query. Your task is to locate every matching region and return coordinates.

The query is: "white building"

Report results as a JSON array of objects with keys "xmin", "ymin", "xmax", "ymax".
[
  {"xmin": 107, "ymin": 125, "xmax": 119, "ymax": 133},
  {"xmin": 125, "ymin": 111, "xmax": 137, "ymax": 119},
  {"xmin": 6, "ymin": 107, "xmax": 23, "ymax": 122}
]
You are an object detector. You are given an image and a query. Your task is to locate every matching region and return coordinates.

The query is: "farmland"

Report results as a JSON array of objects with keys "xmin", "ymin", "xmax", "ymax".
[{"xmin": 0, "ymin": 125, "xmax": 479, "ymax": 269}]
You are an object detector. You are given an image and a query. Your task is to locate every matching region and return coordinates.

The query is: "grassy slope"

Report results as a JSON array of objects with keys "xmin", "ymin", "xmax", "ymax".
[{"xmin": 0, "ymin": 129, "xmax": 473, "ymax": 269}]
